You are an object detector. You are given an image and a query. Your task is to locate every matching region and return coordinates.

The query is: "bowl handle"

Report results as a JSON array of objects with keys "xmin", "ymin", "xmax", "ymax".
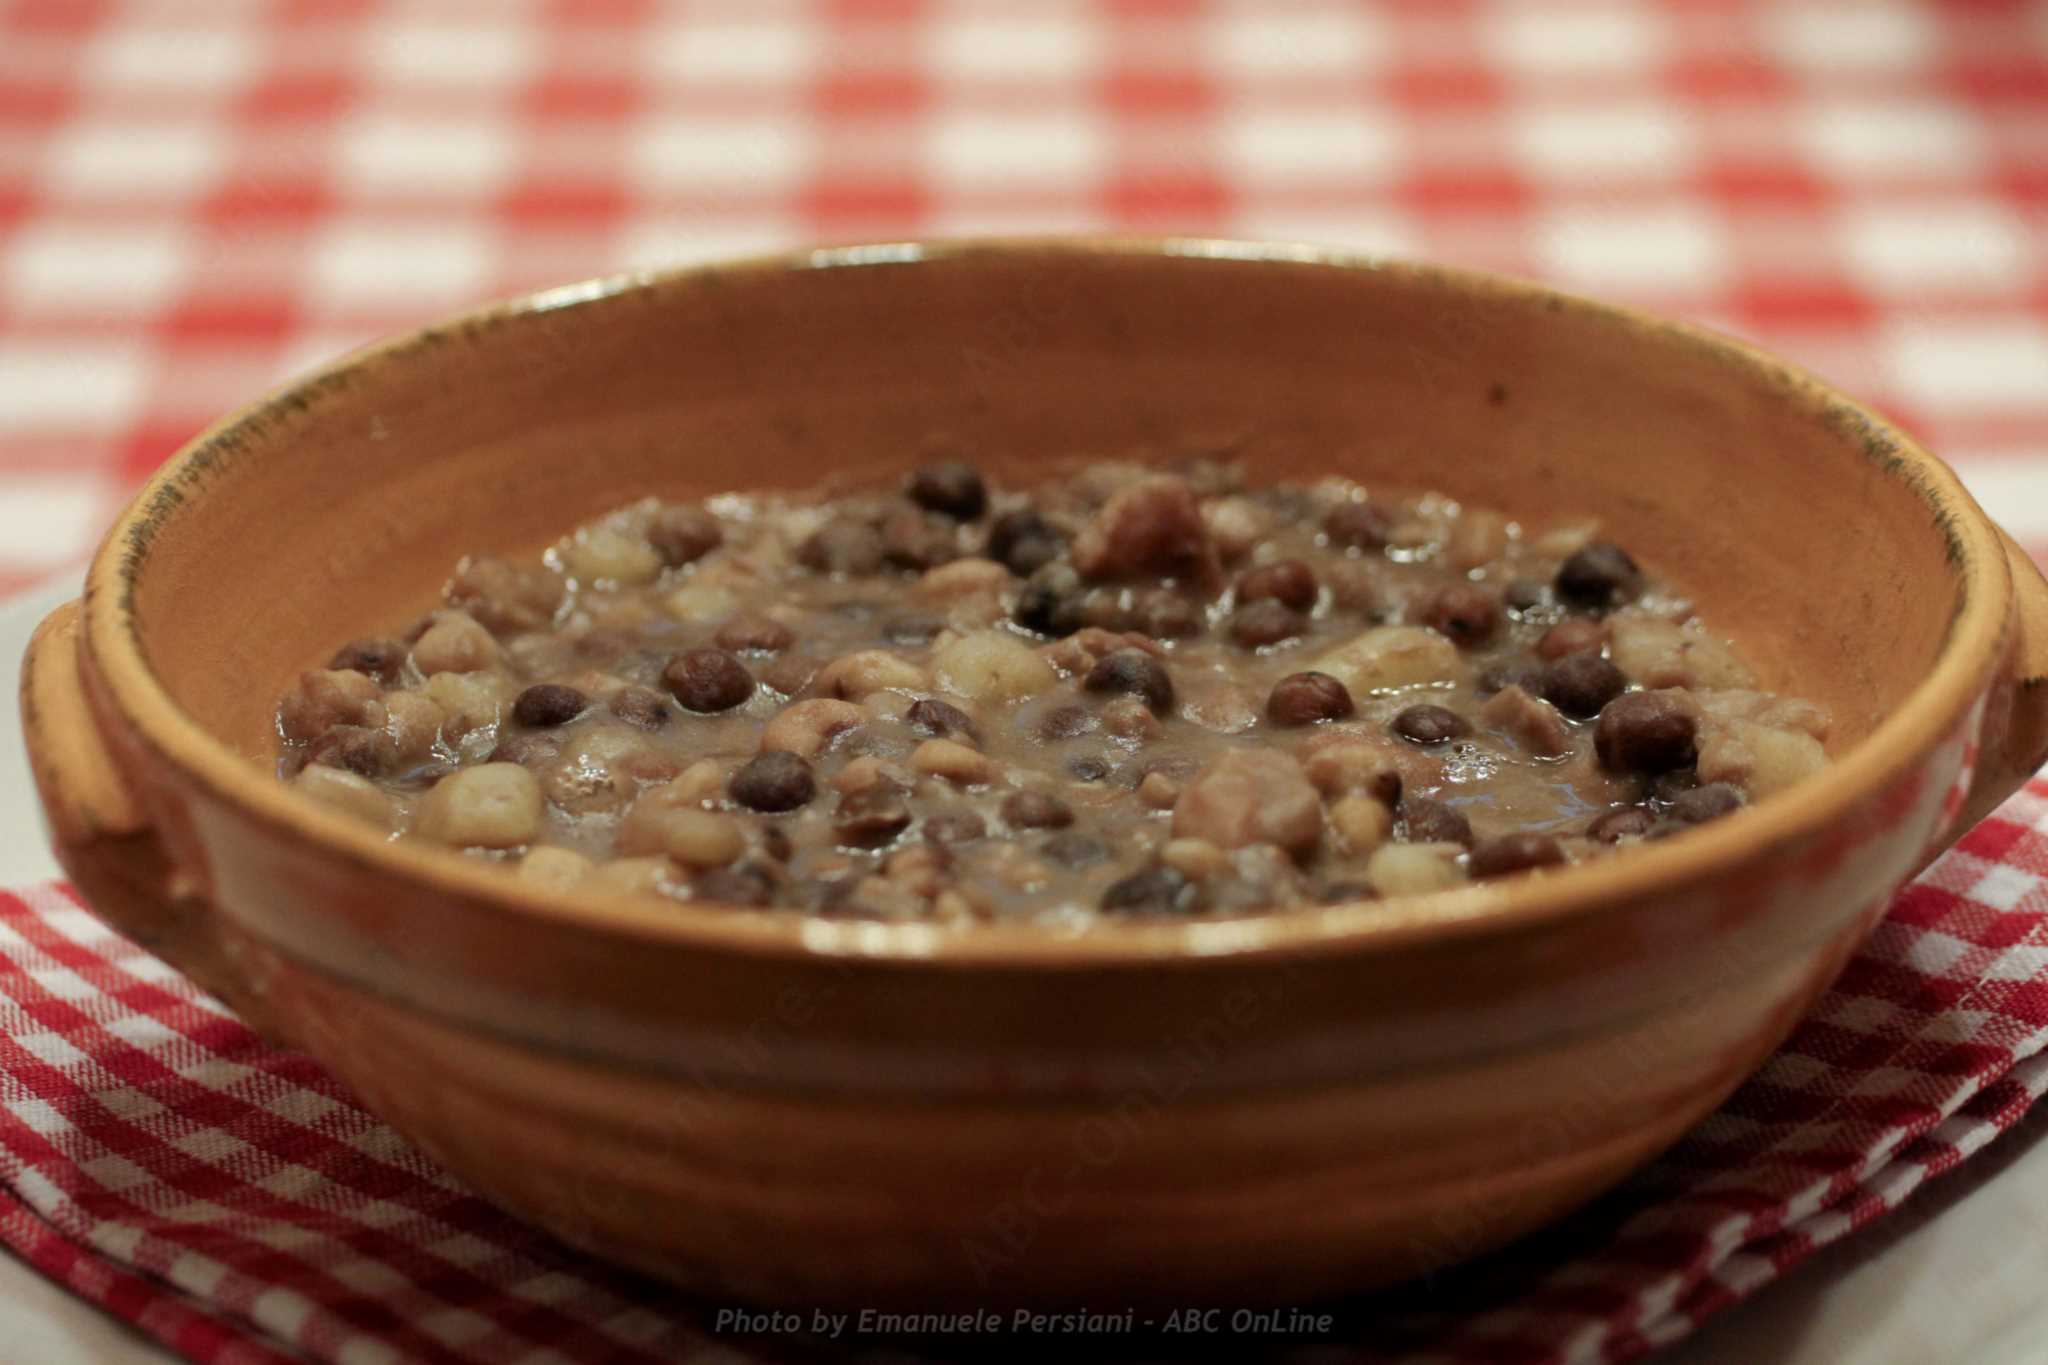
[
  {"xmin": 19, "ymin": 600, "xmax": 250, "ymax": 1011},
  {"xmin": 1955, "ymin": 531, "xmax": 2048, "ymax": 836}
]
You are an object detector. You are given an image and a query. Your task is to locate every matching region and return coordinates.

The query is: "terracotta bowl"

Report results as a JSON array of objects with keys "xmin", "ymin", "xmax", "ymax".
[{"xmin": 21, "ymin": 239, "xmax": 2048, "ymax": 1307}]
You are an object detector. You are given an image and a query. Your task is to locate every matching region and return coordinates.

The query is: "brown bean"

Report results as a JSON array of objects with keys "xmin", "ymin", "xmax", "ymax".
[
  {"xmin": 307, "ymin": 725, "xmax": 388, "ymax": 778},
  {"xmin": 328, "ymin": 638, "xmax": 406, "ymax": 683},
  {"xmin": 1398, "ymin": 795, "xmax": 1473, "ymax": 847},
  {"xmin": 1084, "ymin": 648, "xmax": 1175, "ymax": 714},
  {"xmin": 833, "ymin": 787, "xmax": 913, "ymax": 847},
  {"xmin": 1265, "ymin": 672, "xmax": 1355, "ymax": 727},
  {"xmin": 1556, "ymin": 541, "xmax": 1642, "ymax": 609},
  {"xmin": 923, "ymin": 811, "xmax": 987, "ymax": 845},
  {"xmin": 728, "ymin": 752, "xmax": 816, "ymax": 812},
  {"xmin": 1237, "ymin": 560, "xmax": 1317, "ymax": 610},
  {"xmin": 1536, "ymin": 618, "xmax": 1607, "ymax": 660},
  {"xmin": 715, "ymin": 615, "xmax": 794, "ymax": 653},
  {"xmin": 986, "ymin": 509, "xmax": 1063, "ymax": 576},
  {"xmin": 1671, "ymin": 782, "xmax": 1745, "ymax": 824},
  {"xmin": 798, "ymin": 518, "xmax": 885, "ymax": 575},
  {"xmin": 906, "ymin": 697, "xmax": 979, "ymax": 742},
  {"xmin": 1417, "ymin": 583, "xmax": 1499, "ymax": 646},
  {"xmin": 1470, "ymin": 832, "xmax": 1567, "ymax": 878},
  {"xmin": 906, "ymin": 461, "xmax": 987, "ymax": 520},
  {"xmin": 1037, "ymin": 703, "xmax": 1097, "ymax": 740},
  {"xmin": 1013, "ymin": 566, "xmax": 1086, "ymax": 638},
  {"xmin": 648, "ymin": 504, "xmax": 723, "ymax": 566},
  {"xmin": 882, "ymin": 509, "xmax": 959, "ymax": 569},
  {"xmin": 1391, "ymin": 704, "xmax": 1471, "ymax": 746},
  {"xmin": 1229, "ymin": 599, "xmax": 1306, "ymax": 648},
  {"xmin": 1542, "ymin": 653, "xmax": 1626, "ymax": 719},
  {"xmin": 511, "ymin": 683, "xmax": 589, "ymax": 728},
  {"xmin": 1594, "ymin": 691, "xmax": 1698, "ymax": 773},
  {"xmin": 1323, "ymin": 500, "xmax": 1393, "ymax": 549},
  {"xmin": 663, "ymin": 648, "xmax": 755, "ymax": 713},
  {"xmin": 1001, "ymin": 790, "xmax": 1074, "ymax": 830},
  {"xmin": 1099, "ymin": 866, "xmax": 1199, "ymax": 914},
  {"xmin": 1587, "ymin": 805, "xmax": 1656, "ymax": 842}
]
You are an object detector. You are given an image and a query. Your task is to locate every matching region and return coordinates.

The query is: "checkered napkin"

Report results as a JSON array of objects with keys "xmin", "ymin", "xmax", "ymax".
[{"xmin": 4, "ymin": 782, "xmax": 2047, "ymax": 1365}]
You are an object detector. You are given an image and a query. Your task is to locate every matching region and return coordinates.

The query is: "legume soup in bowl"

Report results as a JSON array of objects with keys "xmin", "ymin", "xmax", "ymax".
[{"xmin": 24, "ymin": 240, "xmax": 2048, "ymax": 1305}]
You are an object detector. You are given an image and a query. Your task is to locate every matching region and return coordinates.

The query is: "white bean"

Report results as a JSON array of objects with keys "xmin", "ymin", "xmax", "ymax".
[
  {"xmin": 933, "ymin": 630, "xmax": 1058, "ymax": 704},
  {"xmin": 291, "ymin": 765, "xmax": 395, "ymax": 829},
  {"xmin": 416, "ymin": 763, "xmax": 543, "ymax": 848}
]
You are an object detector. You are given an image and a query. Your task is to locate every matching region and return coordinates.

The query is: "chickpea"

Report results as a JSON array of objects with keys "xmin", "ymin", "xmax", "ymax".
[
  {"xmin": 1327, "ymin": 794, "xmax": 1393, "ymax": 855},
  {"xmin": 670, "ymin": 758, "xmax": 728, "ymax": 805},
  {"xmin": 381, "ymin": 691, "xmax": 446, "ymax": 762},
  {"xmin": 291, "ymin": 765, "xmax": 396, "ymax": 829},
  {"xmin": 917, "ymin": 558, "xmax": 1011, "ymax": 600},
  {"xmin": 587, "ymin": 856, "xmax": 681, "ymax": 899},
  {"xmin": 618, "ymin": 788, "xmax": 746, "ymax": 868},
  {"xmin": 1364, "ymin": 842, "xmax": 1467, "ymax": 896},
  {"xmin": 422, "ymin": 671, "xmax": 515, "ymax": 737},
  {"xmin": 1311, "ymin": 625, "xmax": 1467, "ymax": 695},
  {"xmin": 664, "ymin": 581, "xmax": 739, "ymax": 621},
  {"xmin": 279, "ymin": 669, "xmax": 383, "ymax": 742},
  {"xmin": 415, "ymin": 764, "xmax": 543, "ymax": 848},
  {"xmin": 1137, "ymin": 771, "xmax": 1181, "ymax": 810},
  {"xmin": 412, "ymin": 613, "xmax": 500, "ymax": 675},
  {"xmin": 561, "ymin": 525, "xmax": 663, "ymax": 586},
  {"xmin": 814, "ymin": 649, "xmax": 930, "ymax": 701},
  {"xmin": 1161, "ymin": 837, "xmax": 1229, "ymax": 880},
  {"xmin": 911, "ymin": 738, "xmax": 998, "ymax": 786},
  {"xmin": 933, "ymin": 630, "xmax": 1058, "ymax": 704},
  {"xmin": 518, "ymin": 846, "xmax": 594, "ymax": 890},
  {"xmin": 760, "ymin": 699, "xmax": 868, "ymax": 757}
]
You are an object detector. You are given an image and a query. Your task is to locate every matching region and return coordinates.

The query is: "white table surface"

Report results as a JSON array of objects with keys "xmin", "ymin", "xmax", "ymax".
[{"xmin": 4, "ymin": 572, "xmax": 2046, "ymax": 1365}]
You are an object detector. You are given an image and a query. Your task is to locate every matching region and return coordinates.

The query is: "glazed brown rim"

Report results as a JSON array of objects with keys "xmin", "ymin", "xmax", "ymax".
[{"xmin": 82, "ymin": 237, "xmax": 2011, "ymax": 968}]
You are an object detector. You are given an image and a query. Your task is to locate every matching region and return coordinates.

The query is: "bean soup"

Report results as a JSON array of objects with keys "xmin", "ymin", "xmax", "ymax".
[{"xmin": 275, "ymin": 460, "xmax": 1830, "ymax": 921}]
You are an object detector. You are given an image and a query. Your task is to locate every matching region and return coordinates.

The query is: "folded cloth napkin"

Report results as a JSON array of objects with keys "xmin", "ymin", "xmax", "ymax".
[{"xmin": 5, "ymin": 781, "xmax": 2048, "ymax": 1365}]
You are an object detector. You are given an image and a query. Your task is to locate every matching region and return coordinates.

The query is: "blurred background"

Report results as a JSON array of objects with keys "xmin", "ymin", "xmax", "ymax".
[{"xmin": 1, "ymin": 0, "xmax": 2044, "ymax": 597}]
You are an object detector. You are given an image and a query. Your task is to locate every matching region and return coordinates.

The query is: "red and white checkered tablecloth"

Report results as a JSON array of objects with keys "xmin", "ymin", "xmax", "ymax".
[
  {"xmin": 2, "ymin": 0, "xmax": 2046, "ymax": 596},
  {"xmin": 4, "ymin": 789, "xmax": 2047, "ymax": 1365},
  {"xmin": 3, "ymin": 2, "xmax": 2048, "ymax": 1362}
]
